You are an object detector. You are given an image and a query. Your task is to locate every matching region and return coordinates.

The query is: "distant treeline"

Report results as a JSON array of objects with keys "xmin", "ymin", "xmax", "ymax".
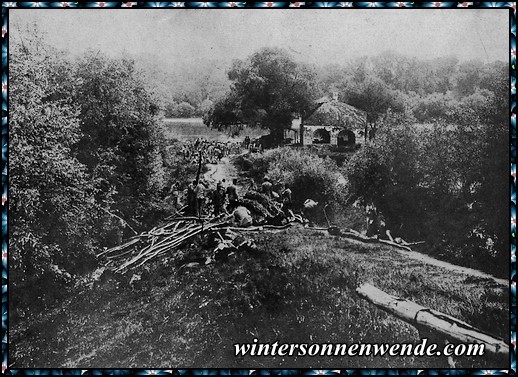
[{"xmin": 147, "ymin": 48, "xmax": 506, "ymax": 126}]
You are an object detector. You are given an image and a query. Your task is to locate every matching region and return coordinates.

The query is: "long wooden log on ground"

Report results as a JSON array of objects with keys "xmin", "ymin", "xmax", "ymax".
[
  {"xmin": 99, "ymin": 221, "xmax": 187, "ymax": 258},
  {"xmin": 331, "ymin": 228, "xmax": 415, "ymax": 251},
  {"xmin": 120, "ymin": 225, "xmax": 194, "ymax": 261},
  {"xmin": 378, "ymin": 239, "xmax": 413, "ymax": 252},
  {"xmin": 98, "ymin": 207, "xmax": 138, "ymax": 236},
  {"xmin": 356, "ymin": 283, "xmax": 508, "ymax": 355},
  {"xmin": 96, "ymin": 238, "xmax": 141, "ymax": 257},
  {"xmin": 167, "ymin": 216, "xmax": 212, "ymax": 222},
  {"xmin": 163, "ymin": 205, "xmax": 188, "ymax": 220},
  {"xmin": 404, "ymin": 241, "xmax": 426, "ymax": 246},
  {"xmin": 306, "ymin": 226, "xmax": 330, "ymax": 231},
  {"xmin": 212, "ymin": 223, "xmax": 293, "ymax": 233},
  {"xmin": 340, "ymin": 231, "xmax": 380, "ymax": 244}
]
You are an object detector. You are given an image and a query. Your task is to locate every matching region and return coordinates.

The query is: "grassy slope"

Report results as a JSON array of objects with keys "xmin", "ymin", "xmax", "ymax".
[{"xmin": 10, "ymin": 227, "xmax": 508, "ymax": 369}]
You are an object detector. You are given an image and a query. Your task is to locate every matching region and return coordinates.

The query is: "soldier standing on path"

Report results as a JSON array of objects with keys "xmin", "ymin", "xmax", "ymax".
[
  {"xmin": 261, "ymin": 177, "xmax": 273, "ymax": 198},
  {"xmin": 281, "ymin": 184, "xmax": 293, "ymax": 215},
  {"xmin": 187, "ymin": 180, "xmax": 197, "ymax": 216},
  {"xmin": 365, "ymin": 202, "xmax": 378, "ymax": 238},
  {"xmin": 226, "ymin": 178, "xmax": 239, "ymax": 212},
  {"xmin": 169, "ymin": 181, "xmax": 180, "ymax": 210},
  {"xmin": 212, "ymin": 181, "xmax": 227, "ymax": 216},
  {"xmin": 194, "ymin": 180, "xmax": 207, "ymax": 217}
]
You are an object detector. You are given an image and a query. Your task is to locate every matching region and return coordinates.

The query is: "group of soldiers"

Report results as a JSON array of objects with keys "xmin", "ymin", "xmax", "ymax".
[
  {"xmin": 180, "ymin": 138, "xmax": 241, "ymax": 165},
  {"xmin": 184, "ymin": 178, "xmax": 239, "ymax": 218},
  {"xmin": 168, "ymin": 177, "xmax": 397, "ymax": 240},
  {"xmin": 182, "ymin": 176, "xmax": 293, "ymax": 218},
  {"xmin": 173, "ymin": 138, "xmax": 396, "ymax": 237},
  {"xmin": 242, "ymin": 136, "xmax": 263, "ymax": 153}
]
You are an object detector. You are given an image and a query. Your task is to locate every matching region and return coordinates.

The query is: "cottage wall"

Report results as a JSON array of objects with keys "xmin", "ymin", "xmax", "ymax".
[{"xmin": 290, "ymin": 99, "xmax": 367, "ymax": 146}]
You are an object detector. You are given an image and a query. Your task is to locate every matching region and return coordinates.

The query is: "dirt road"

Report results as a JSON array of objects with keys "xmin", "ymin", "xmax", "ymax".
[
  {"xmin": 203, "ymin": 156, "xmax": 238, "ymax": 184},
  {"xmin": 392, "ymin": 248, "xmax": 507, "ymax": 286}
]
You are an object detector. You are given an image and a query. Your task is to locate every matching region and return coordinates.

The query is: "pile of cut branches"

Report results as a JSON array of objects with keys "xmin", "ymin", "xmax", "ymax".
[{"xmin": 97, "ymin": 215, "xmax": 232, "ymax": 273}]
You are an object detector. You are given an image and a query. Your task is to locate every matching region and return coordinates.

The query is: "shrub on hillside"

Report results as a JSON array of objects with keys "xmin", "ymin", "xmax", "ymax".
[{"xmin": 244, "ymin": 148, "xmax": 348, "ymax": 211}]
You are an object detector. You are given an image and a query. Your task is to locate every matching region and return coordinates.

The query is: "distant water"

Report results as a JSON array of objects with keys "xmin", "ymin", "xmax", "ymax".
[
  {"xmin": 163, "ymin": 118, "xmax": 232, "ymax": 142},
  {"xmin": 162, "ymin": 118, "xmax": 268, "ymax": 142},
  {"xmin": 163, "ymin": 117, "xmax": 205, "ymax": 124}
]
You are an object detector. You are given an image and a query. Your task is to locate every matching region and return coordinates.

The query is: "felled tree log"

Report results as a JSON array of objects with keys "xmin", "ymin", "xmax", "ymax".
[
  {"xmin": 378, "ymin": 239, "xmax": 413, "ymax": 251},
  {"xmin": 356, "ymin": 283, "xmax": 508, "ymax": 355}
]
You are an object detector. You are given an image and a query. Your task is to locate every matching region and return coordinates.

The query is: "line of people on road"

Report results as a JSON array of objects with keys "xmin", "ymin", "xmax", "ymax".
[
  {"xmin": 184, "ymin": 178, "xmax": 240, "ymax": 218},
  {"xmin": 175, "ymin": 174, "xmax": 295, "ymax": 226},
  {"xmin": 180, "ymin": 138, "xmax": 242, "ymax": 165}
]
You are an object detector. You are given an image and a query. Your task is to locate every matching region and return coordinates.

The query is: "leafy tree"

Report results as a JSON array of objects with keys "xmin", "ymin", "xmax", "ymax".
[
  {"xmin": 165, "ymin": 101, "xmax": 196, "ymax": 118},
  {"xmin": 346, "ymin": 145, "xmax": 390, "ymax": 208},
  {"xmin": 453, "ymin": 59, "xmax": 484, "ymax": 98},
  {"xmin": 204, "ymin": 92, "xmax": 243, "ymax": 131},
  {"xmin": 343, "ymin": 75, "xmax": 405, "ymax": 139},
  {"xmin": 10, "ymin": 27, "xmax": 97, "ymax": 309},
  {"xmin": 473, "ymin": 62, "xmax": 508, "ymax": 255},
  {"xmin": 73, "ymin": 52, "xmax": 169, "ymax": 229},
  {"xmin": 206, "ymin": 48, "xmax": 319, "ymax": 145},
  {"xmin": 176, "ymin": 102, "xmax": 196, "ymax": 117},
  {"xmin": 412, "ymin": 92, "xmax": 456, "ymax": 123},
  {"xmin": 199, "ymin": 98, "xmax": 214, "ymax": 116}
]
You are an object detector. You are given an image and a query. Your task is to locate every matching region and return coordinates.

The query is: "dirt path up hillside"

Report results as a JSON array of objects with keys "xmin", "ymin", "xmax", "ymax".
[{"xmin": 203, "ymin": 156, "xmax": 238, "ymax": 185}]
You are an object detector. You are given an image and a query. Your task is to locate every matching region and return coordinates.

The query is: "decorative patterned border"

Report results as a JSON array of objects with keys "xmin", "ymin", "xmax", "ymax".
[{"xmin": 0, "ymin": 2, "xmax": 515, "ymax": 375}]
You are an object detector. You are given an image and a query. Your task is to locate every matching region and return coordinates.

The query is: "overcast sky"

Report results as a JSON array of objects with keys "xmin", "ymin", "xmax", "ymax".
[{"xmin": 10, "ymin": 9, "xmax": 508, "ymax": 66}]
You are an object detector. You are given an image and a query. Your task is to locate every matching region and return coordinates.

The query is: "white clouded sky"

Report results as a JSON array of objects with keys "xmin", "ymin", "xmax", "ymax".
[{"xmin": 10, "ymin": 8, "xmax": 508, "ymax": 66}]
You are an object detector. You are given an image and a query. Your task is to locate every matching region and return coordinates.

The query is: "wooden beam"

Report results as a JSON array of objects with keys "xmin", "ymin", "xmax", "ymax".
[{"xmin": 356, "ymin": 283, "xmax": 508, "ymax": 355}]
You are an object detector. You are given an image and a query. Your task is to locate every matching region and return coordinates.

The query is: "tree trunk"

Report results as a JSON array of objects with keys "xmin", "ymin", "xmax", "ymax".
[
  {"xmin": 356, "ymin": 283, "xmax": 508, "ymax": 355},
  {"xmin": 300, "ymin": 118, "xmax": 305, "ymax": 146},
  {"xmin": 269, "ymin": 125, "xmax": 285, "ymax": 147}
]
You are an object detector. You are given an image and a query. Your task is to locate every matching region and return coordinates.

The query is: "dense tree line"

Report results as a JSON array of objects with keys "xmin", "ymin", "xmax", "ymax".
[
  {"xmin": 9, "ymin": 29, "xmax": 178, "ymax": 311},
  {"xmin": 143, "ymin": 48, "xmax": 506, "ymax": 130},
  {"xmin": 204, "ymin": 48, "xmax": 505, "ymax": 144}
]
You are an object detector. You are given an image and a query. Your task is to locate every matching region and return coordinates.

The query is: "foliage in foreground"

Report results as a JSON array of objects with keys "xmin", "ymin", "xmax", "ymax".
[
  {"xmin": 237, "ymin": 148, "xmax": 350, "ymax": 224},
  {"xmin": 9, "ymin": 28, "xmax": 174, "ymax": 312}
]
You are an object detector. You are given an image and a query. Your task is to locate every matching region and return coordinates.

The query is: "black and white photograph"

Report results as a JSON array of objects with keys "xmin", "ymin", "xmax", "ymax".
[{"xmin": 7, "ymin": 6, "xmax": 510, "ymax": 370}]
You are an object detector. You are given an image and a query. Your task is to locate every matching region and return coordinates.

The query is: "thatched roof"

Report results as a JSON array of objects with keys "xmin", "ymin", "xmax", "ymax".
[{"xmin": 305, "ymin": 98, "xmax": 367, "ymax": 130}]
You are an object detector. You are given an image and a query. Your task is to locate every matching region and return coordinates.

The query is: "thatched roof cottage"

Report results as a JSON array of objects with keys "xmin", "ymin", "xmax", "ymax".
[{"xmin": 286, "ymin": 93, "xmax": 367, "ymax": 146}]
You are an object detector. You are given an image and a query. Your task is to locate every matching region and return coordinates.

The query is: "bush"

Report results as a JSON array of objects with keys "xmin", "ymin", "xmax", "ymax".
[
  {"xmin": 345, "ymin": 145, "xmax": 390, "ymax": 209},
  {"xmin": 9, "ymin": 28, "xmax": 99, "ymax": 311},
  {"xmin": 239, "ymin": 148, "xmax": 349, "ymax": 227},
  {"xmin": 256, "ymin": 148, "xmax": 347, "ymax": 207},
  {"xmin": 344, "ymin": 106, "xmax": 508, "ymax": 277},
  {"xmin": 10, "ymin": 32, "xmax": 182, "ymax": 312}
]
